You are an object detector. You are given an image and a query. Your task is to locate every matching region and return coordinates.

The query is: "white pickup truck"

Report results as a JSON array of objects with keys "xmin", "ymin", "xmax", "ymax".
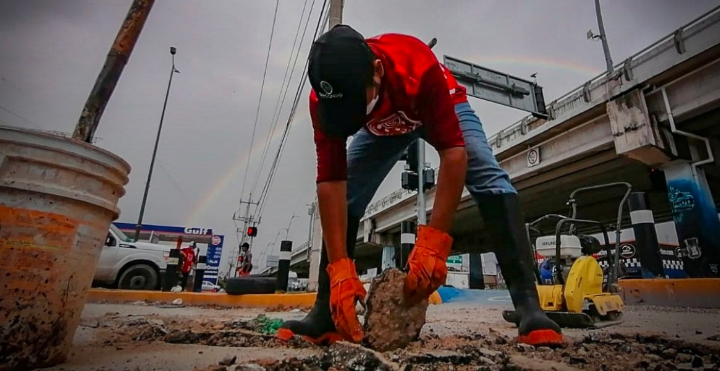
[{"xmin": 93, "ymin": 224, "xmax": 171, "ymax": 290}]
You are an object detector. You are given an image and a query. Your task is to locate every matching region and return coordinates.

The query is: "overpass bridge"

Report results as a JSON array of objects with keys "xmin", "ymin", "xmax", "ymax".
[{"xmin": 282, "ymin": 7, "xmax": 720, "ymax": 283}]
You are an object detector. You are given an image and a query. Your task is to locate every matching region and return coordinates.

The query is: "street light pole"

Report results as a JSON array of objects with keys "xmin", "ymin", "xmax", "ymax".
[
  {"xmin": 285, "ymin": 213, "xmax": 298, "ymax": 240},
  {"xmin": 594, "ymin": 0, "xmax": 614, "ymax": 74},
  {"xmin": 134, "ymin": 46, "xmax": 180, "ymax": 241}
]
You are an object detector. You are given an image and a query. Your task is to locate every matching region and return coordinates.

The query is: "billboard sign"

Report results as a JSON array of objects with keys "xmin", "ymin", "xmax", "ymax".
[
  {"xmin": 443, "ymin": 55, "xmax": 548, "ymax": 119},
  {"xmin": 113, "ymin": 222, "xmax": 213, "ymax": 236},
  {"xmin": 204, "ymin": 234, "xmax": 224, "ymax": 285}
]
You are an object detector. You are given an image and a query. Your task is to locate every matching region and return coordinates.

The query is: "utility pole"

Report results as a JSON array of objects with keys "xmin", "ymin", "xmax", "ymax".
[
  {"xmin": 232, "ymin": 193, "xmax": 259, "ymax": 277},
  {"xmin": 328, "ymin": 0, "xmax": 344, "ymax": 28},
  {"xmin": 416, "ymin": 141, "xmax": 427, "ymax": 224},
  {"xmin": 416, "ymin": 38, "xmax": 438, "ymax": 225},
  {"xmin": 308, "ymin": 0, "xmax": 344, "ymax": 292}
]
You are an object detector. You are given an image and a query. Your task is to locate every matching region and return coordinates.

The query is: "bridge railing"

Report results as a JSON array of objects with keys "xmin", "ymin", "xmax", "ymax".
[
  {"xmin": 293, "ymin": 241, "xmax": 309, "ymax": 254},
  {"xmin": 362, "ymin": 4, "xmax": 720, "ymax": 221},
  {"xmin": 262, "ymin": 241, "xmax": 309, "ymax": 274},
  {"xmin": 486, "ymin": 4, "xmax": 720, "ymax": 153}
]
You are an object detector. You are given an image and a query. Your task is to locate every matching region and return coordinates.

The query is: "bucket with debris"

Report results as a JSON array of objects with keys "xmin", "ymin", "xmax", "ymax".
[{"xmin": 0, "ymin": 126, "xmax": 131, "ymax": 370}]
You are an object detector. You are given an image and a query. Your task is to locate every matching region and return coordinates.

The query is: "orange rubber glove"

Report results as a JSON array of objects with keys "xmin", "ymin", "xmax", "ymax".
[
  {"xmin": 327, "ymin": 257, "xmax": 367, "ymax": 343},
  {"xmin": 404, "ymin": 225, "xmax": 453, "ymax": 304}
]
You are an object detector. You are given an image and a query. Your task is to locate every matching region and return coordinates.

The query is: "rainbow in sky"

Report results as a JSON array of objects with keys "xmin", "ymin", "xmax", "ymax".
[{"xmin": 184, "ymin": 54, "xmax": 602, "ymax": 227}]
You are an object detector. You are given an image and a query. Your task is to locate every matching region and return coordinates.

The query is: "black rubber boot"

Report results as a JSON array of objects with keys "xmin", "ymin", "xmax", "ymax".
[
  {"xmin": 476, "ymin": 193, "xmax": 564, "ymax": 346},
  {"xmin": 276, "ymin": 214, "xmax": 360, "ymax": 345}
]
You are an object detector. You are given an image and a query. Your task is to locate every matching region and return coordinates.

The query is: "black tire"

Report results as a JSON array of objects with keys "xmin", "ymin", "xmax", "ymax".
[
  {"xmin": 117, "ymin": 264, "xmax": 159, "ymax": 291},
  {"xmin": 225, "ymin": 276, "xmax": 276, "ymax": 295}
]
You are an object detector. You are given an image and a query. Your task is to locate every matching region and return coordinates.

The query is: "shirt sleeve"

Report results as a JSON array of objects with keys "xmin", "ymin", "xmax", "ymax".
[
  {"xmin": 310, "ymin": 91, "xmax": 348, "ymax": 183},
  {"xmin": 415, "ymin": 62, "xmax": 466, "ymax": 151}
]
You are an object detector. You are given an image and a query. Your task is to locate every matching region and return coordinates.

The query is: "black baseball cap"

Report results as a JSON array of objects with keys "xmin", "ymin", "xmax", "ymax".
[{"xmin": 308, "ymin": 24, "xmax": 376, "ymax": 138}]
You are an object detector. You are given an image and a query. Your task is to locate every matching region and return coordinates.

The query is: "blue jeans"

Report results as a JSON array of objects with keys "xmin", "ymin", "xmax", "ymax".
[{"xmin": 346, "ymin": 101, "xmax": 516, "ymax": 219}]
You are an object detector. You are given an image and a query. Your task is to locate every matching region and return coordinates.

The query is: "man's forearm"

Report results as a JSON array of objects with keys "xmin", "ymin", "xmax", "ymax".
[
  {"xmin": 429, "ymin": 147, "xmax": 467, "ymax": 232},
  {"xmin": 317, "ymin": 180, "xmax": 349, "ymax": 263}
]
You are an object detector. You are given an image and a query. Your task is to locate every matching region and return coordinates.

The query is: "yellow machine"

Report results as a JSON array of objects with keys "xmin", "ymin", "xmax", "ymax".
[{"xmin": 503, "ymin": 183, "xmax": 630, "ymax": 329}]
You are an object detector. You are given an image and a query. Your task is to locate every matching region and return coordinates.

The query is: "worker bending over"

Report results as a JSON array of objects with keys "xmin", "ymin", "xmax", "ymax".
[{"xmin": 276, "ymin": 25, "xmax": 563, "ymax": 347}]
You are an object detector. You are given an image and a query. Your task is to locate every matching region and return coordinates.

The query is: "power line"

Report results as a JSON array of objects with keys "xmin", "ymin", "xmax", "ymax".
[
  {"xmin": 0, "ymin": 103, "xmax": 42, "ymax": 129},
  {"xmin": 254, "ymin": 0, "xmax": 328, "ymax": 221},
  {"xmin": 156, "ymin": 161, "xmax": 190, "ymax": 200},
  {"xmin": 0, "ymin": 75, "xmax": 45, "ymax": 130},
  {"xmin": 238, "ymin": 0, "xmax": 281, "ymax": 206},
  {"xmin": 251, "ymin": 0, "xmax": 315, "ymax": 196},
  {"xmin": 252, "ymin": 0, "xmax": 327, "ymax": 218}
]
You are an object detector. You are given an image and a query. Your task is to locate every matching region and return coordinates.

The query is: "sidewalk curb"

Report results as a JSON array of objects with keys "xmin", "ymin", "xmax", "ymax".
[
  {"xmin": 619, "ymin": 278, "xmax": 720, "ymax": 308},
  {"xmin": 87, "ymin": 289, "xmax": 317, "ymax": 308},
  {"xmin": 87, "ymin": 288, "xmax": 444, "ymax": 307}
]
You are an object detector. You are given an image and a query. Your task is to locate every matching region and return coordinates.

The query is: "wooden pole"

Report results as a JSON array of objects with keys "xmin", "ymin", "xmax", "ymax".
[{"xmin": 73, "ymin": 0, "xmax": 156, "ymax": 143}]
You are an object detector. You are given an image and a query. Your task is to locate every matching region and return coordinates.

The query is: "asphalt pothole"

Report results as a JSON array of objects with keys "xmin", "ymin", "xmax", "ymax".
[
  {"xmin": 200, "ymin": 332, "xmax": 720, "ymax": 371},
  {"xmin": 86, "ymin": 315, "xmax": 720, "ymax": 371},
  {"xmin": 90, "ymin": 316, "xmax": 315, "ymax": 350}
]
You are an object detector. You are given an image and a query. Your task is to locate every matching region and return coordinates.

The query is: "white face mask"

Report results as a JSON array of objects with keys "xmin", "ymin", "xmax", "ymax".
[
  {"xmin": 365, "ymin": 81, "xmax": 380, "ymax": 115},
  {"xmin": 366, "ymin": 85, "xmax": 379, "ymax": 115}
]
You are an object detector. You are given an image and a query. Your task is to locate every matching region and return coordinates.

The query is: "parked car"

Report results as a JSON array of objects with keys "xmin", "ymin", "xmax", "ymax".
[
  {"xmin": 201, "ymin": 280, "xmax": 221, "ymax": 292},
  {"xmin": 93, "ymin": 224, "xmax": 171, "ymax": 290}
]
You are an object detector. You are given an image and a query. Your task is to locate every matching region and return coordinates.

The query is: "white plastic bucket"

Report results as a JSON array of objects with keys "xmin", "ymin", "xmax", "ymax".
[{"xmin": 0, "ymin": 126, "xmax": 131, "ymax": 370}]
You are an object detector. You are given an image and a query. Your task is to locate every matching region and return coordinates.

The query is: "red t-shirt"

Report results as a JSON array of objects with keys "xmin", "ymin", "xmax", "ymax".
[
  {"xmin": 180, "ymin": 247, "xmax": 195, "ymax": 274},
  {"xmin": 310, "ymin": 33, "xmax": 468, "ymax": 183}
]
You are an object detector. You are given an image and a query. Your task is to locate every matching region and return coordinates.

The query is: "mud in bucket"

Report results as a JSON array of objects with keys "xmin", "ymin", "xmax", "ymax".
[{"xmin": 0, "ymin": 126, "xmax": 131, "ymax": 371}]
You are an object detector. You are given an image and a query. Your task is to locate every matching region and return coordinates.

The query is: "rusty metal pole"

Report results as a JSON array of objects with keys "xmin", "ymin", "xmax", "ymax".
[{"xmin": 72, "ymin": 0, "xmax": 156, "ymax": 143}]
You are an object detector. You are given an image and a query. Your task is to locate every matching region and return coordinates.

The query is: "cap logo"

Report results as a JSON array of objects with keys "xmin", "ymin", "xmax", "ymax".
[
  {"xmin": 317, "ymin": 80, "xmax": 343, "ymax": 99},
  {"xmin": 320, "ymin": 81, "xmax": 333, "ymax": 94}
]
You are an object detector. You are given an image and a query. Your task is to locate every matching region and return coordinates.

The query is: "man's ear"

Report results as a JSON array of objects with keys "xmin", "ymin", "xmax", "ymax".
[{"xmin": 374, "ymin": 59, "xmax": 384, "ymax": 83}]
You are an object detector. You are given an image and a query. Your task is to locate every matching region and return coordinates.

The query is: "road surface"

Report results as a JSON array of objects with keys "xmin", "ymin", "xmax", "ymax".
[{"xmin": 36, "ymin": 299, "xmax": 720, "ymax": 371}]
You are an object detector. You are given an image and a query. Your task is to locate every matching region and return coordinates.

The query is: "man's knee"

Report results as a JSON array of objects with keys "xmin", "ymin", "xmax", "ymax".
[
  {"xmin": 466, "ymin": 169, "xmax": 516, "ymax": 197},
  {"xmin": 468, "ymin": 186, "xmax": 517, "ymax": 197}
]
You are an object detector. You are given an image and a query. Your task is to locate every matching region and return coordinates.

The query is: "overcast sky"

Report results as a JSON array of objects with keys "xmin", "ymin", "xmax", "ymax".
[{"xmin": 2, "ymin": 0, "xmax": 718, "ymax": 274}]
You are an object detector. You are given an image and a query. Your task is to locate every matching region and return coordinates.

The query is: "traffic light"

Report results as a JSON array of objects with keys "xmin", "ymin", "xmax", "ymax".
[
  {"xmin": 247, "ymin": 226, "xmax": 258, "ymax": 237},
  {"xmin": 405, "ymin": 140, "xmax": 419, "ymax": 173},
  {"xmin": 423, "ymin": 167, "xmax": 436, "ymax": 191},
  {"xmin": 401, "ymin": 171, "xmax": 418, "ymax": 191},
  {"xmin": 398, "ymin": 139, "xmax": 437, "ymax": 191},
  {"xmin": 401, "ymin": 140, "xmax": 418, "ymax": 191}
]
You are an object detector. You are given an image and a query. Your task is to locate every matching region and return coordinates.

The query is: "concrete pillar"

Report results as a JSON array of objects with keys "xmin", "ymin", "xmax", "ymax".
[
  {"xmin": 162, "ymin": 248, "xmax": 181, "ymax": 291},
  {"xmin": 627, "ymin": 192, "xmax": 665, "ymax": 278},
  {"xmin": 381, "ymin": 246, "xmax": 395, "ymax": 271},
  {"xmin": 276, "ymin": 240, "xmax": 292, "ymax": 292},
  {"xmin": 192, "ymin": 254, "xmax": 206, "ymax": 292},
  {"xmin": 663, "ymin": 162, "xmax": 720, "ymax": 277},
  {"xmin": 399, "ymin": 221, "xmax": 416, "ymax": 269},
  {"xmin": 468, "ymin": 253, "xmax": 485, "ymax": 289}
]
